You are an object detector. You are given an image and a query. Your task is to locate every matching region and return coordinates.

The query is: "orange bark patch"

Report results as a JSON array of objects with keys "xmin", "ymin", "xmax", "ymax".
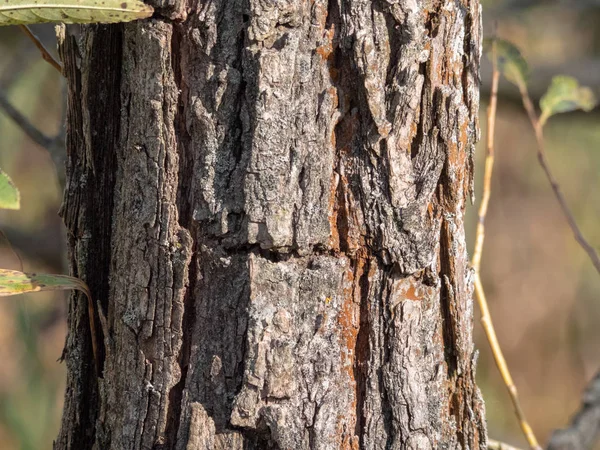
[
  {"xmin": 334, "ymin": 255, "xmax": 368, "ymax": 448},
  {"xmin": 458, "ymin": 118, "xmax": 471, "ymax": 199},
  {"xmin": 404, "ymin": 283, "xmax": 424, "ymax": 301},
  {"xmin": 316, "ymin": 27, "xmax": 335, "ymax": 60},
  {"xmin": 441, "ymin": 116, "xmax": 470, "ymax": 208}
]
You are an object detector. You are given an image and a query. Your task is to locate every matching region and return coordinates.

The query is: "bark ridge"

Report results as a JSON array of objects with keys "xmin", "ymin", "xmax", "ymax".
[{"xmin": 56, "ymin": 1, "xmax": 486, "ymax": 449}]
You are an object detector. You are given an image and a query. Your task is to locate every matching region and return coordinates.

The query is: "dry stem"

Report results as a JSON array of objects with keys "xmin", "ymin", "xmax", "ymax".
[
  {"xmin": 473, "ymin": 42, "xmax": 541, "ymax": 450},
  {"xmin": 519, "ymin": 85, "xmax": 600, "ymax": 276},
  {"xmin": 475, "ymin": 275, "xmax": 541, "ymax": 450},
  {"xmin": 472, "ymin": 57, "xmax": 499, "ymax": 274},
  {"xmin": 19, "ymin": 25, "xmax": 63, "ymax": 75},
  {"xmin": 488, "ymin": 438, "xmax": 525, "ymax": 450}
]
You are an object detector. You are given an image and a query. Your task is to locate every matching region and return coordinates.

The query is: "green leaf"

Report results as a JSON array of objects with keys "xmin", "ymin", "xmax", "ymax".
[
  {"xmin": 0, "ymin": 169, "xmax": 20, "ymax": 210},
  {"xmin": 0, "ymin": 268, "xmax": 99, "ymax": 369},
  {"xmin": 0, "ymin": 0, "xmax": 153, "ymax": 26},
  {"xmin": 0, "ymin": 268, "xmax": 90, "ymax": 299},
  {"xmin": 483, "ymin": 38, "xmax": 529, "ymax": 90},
  {"xmin": 539, "ymin": 75, "xmax": 597, "ymax": 126}
]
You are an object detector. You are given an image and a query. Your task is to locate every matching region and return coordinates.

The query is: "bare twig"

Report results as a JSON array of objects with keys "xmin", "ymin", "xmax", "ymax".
[
  {"xmin": 0, "ymin": 89, "xmax": 66, "ymax": 185},
  {"xmin": 488, "ymin": 438, "xmax": 525, "ymax": 450},
  {"xmin": 0, "ymin": 91, "xmax": 53, "ymax": 149},
  {"xmin": 518, "ymin": 85, "xmax": 600, "ymax": 276},
  {"xmin": 472, "ymin": 47, "xmax": 500, "ymax": 274},
  {"xmin": 18, "ymin": 25, "xmax": 63, "ymax": 75},
  {"xmin": 547, "ymin": 370, "xmax": 600, "ymax": 450},
  {"xmin": 474, "ymin": 275, "xmax": 541, "ymax": 450},
  {"xmin": 473, "ymin": 41, "xmax": 541, "ymax": 450}
]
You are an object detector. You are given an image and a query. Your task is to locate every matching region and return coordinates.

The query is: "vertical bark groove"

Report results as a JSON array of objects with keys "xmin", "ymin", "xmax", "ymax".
[
  {"xmin": 55, "ymin": 24, "xmax": 123, "ymax": 449},
  {"xmin": 56, "ymin": 1, "xmax": 486, "ymax": 449}
]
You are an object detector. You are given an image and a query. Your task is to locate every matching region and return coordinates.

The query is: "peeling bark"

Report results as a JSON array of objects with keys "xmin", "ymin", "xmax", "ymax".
[{"xmin": 55, "ymin": 1, "xmax": 486, "ymax": 449}]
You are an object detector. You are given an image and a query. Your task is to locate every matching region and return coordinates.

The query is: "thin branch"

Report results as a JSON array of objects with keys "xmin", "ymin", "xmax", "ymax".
[
  {"xmin": 473, "ymin": 41, "xmax": 541, "ymax": 450},
  {"xmin": 547, "ymin": 370, "xmax": 600, "ymax": 450},
  {"xmin": 0, "ymin": 90, "xmax": 53, "ymax": 148},
  {"xmin": 472, "ymin": 47, "xmax": 500, "ymax": 274},
  {"xmin": 488, "ymin": 438, "xmax": 525, "ymax": 450},
  {"xmin": 18, "ymin": 25, "xmax": 63, "ymax": 75},
  {"xmin": 0, "ymin": 90, "xmax": 67, "ymax": 194},
  {"xmin": 518, "ymin": 85, "xmax": 600, "ymax": 276},
  {"xmin": 0, "ymin": 46, "xmax": 67, "ymax": 188},
  {"xmin": 474, "ymin": 275, "xmax": 541, "ymax": 450},
  {"xmin": 0, "ymin": 89, "xmax": 65, "ymax": 178}
]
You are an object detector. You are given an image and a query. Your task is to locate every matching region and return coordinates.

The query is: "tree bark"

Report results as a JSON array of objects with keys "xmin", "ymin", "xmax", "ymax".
[{"xmin": 55, "ymin": 1, "xmax": 485, "ymax": 449}]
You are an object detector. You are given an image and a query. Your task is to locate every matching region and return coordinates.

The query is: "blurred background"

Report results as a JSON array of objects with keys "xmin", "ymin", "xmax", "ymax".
[
  {"xmin": 0, "ymin": 23, "xmax": 66, "ymax": 450},
  {"xmin": 0, "ymin": 0, "xmax": 598, "ymax": 448},
  {"xmin": 474, "ymin": 1, "xmax": 600, "ymax": 448}
]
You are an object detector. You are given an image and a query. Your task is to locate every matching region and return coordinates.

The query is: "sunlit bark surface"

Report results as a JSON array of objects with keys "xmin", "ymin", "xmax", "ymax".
[{"xmin": 55, "ymin": 1, "xmax": 485, "ymax": 448}]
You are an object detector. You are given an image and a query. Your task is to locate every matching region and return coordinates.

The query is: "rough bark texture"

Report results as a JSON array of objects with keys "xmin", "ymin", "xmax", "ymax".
[
  {"xmin": 55, "ymin": 1, "xmax": 485, "ymax": 449},
  {"xmin": 548, "ymin": 370, "xmax": 600, "ymax": 450}
]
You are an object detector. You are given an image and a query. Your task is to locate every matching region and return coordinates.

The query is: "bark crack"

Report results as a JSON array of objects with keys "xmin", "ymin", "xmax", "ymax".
[{"xmin": 164, "ymin": 22, "xmax": 197, "ymax": 449}]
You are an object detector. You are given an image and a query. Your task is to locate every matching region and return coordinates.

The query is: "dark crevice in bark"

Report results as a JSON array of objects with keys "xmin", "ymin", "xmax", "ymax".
[
  {"xmin": 231, "ymin": 80, "xmax": 246, "ymax": 167},
  {"xmin": 172, "ymin": 24, "xmax": 194, "ymax": 224},
  {"xmin": 165, "ymin": 22, "xmax": 197, "ymax": 449},
  {"xmin": 379, "ymin": 266, "xmax": 395, "ymax": 449},
  {"xmin": 212, "ymin": 240, "xmax": 343, "ymax": 263},
  {"xmin": 335, "ymin": 179, "xmax": 350, "ymax": 254},
  {"xmin": 438, "ymin": 217, "xmax": 458, "ymax": 377},
  {"xmin": 86, "ymin": 25, "xmax": 123, "ymax": 376},
  {"xmin": 327, "ymin": 0, "xmax": 361, "ymax": 258},
  {"xmin": 325, "ymin": 0, "xmax": 335, "ymax": 35},
  {"xmin": 244, "ymin": 430, "xmax": 278, "ymax": 450},
  {"xmin": 427, "ymin": 9, "xmax": 441, "ymax": 39},
  {"xmin": 210, "ymin": 3, "xmax": 248, "ymax": 239},
  {"xmin": 224, "ymin": 20, "xmax": 247, "ymax": 189},
  {"xmin": 354, "ymin": 255, "xmax": 371, "ymax": 447},
  {"xmin": 57, "ymin": 24, "xmax": 123, "ymax": 450},
  {"xmin": 166, "ymin": 247, "xmax": 198, "ymax": 448}
]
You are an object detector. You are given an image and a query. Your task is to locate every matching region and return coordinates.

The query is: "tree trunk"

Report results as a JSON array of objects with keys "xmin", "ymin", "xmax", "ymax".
[{"xmin": 55, "ymin": 1, "xmax": 485, "ymax": 449}]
